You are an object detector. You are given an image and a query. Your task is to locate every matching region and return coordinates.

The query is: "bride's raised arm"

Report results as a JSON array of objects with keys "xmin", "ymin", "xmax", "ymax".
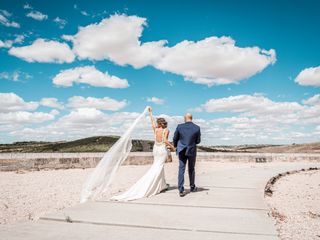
[{"xmin": 148, "ymin": 107, "xmax": 156, "ymax": 132}]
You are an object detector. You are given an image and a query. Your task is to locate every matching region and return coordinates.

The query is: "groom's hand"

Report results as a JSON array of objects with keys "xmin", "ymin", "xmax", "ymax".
[{"xmin": 166, "ymin": 146, "xmax": 175, "ymax": 152}]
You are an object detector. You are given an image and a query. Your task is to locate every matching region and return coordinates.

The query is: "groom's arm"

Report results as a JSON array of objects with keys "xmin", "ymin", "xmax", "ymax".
[
  {"xmin": 196, "ymin": 128, "xmax": 201, "ymax": 144},
  {"xmin": 173, "ymin": 126, "xmax": 179, "ymax": 147}
]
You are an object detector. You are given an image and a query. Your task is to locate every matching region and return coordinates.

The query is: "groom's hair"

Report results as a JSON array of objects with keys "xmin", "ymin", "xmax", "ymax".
[{"xmin": 156, "ymin": 118, "xmax": 168, "ymax": 128}]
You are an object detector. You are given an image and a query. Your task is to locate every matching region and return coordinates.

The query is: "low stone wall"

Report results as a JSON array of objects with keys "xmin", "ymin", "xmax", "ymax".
[
  {"xmin": 0, "ymin": 152, "xmax": 319, "ymax": 171},
  {"xmin": 0, "ymin": 152, "xmax": 165, "ymax": 171},
  {"xmin": 179, "ymin": 152, "xmax": 320, "ymax": 163}
]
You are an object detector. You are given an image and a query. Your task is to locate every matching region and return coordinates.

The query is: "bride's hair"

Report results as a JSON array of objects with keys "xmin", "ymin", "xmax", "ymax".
[{"xmin": 156, "ymin": 118, "xmax": 167, "ymax": 128}]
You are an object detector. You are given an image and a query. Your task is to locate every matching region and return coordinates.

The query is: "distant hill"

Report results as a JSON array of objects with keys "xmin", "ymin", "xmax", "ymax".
[
  {"xmin": 0, "ymin": 136, "xmax": 319, "ymax": 153},
  {"xmin": 241, "ymin": 142, "xmax": 320, "ymax": 153},
  {"xmin": 198, "ymin": 142, "xmax": 320, "ymax": 153},
  {"xmin": 0, "ymin": 136, "xmax": 154, "ymax": 153}
]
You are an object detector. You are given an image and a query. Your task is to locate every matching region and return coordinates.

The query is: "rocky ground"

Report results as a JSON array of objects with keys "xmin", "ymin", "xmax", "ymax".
[
  {"xmin": 0, "ymin": 168, "xmax": 91, "ymax": 224},
  {"xmin": 265, "ymin": 170, "xmax": 320, "ymax": 240}
]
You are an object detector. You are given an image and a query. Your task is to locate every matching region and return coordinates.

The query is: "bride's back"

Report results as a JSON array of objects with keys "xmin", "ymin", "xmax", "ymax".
[{"xmin": 154, "ymin": 128, "xmax": 166, "ymax": 143}]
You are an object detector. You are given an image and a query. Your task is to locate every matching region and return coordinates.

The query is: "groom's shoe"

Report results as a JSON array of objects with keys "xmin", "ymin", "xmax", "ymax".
[
  {"xmin": 179, "ymin": 191, "xmax": 186, "ymax": 197},
  {"xmin": 190, "ymin": 186, "xmax": 198, "ymax": 192}
]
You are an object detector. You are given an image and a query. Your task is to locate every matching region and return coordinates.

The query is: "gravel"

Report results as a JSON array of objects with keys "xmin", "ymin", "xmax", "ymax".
[
  {"xmin": 265, "ymin": 170, "xmax": 320, "ymax": 240},
  {"xmin": 0, "ymin": 168, "xmax": 92, "ymax": 224}
]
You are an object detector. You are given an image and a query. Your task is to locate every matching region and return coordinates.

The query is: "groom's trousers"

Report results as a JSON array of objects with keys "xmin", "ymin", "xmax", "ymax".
[{"xmin": 178, "ymin": 148, "xmax": 196, "ymax": 193}]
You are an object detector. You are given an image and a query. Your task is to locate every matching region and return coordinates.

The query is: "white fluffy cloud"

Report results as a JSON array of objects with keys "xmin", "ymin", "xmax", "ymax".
[
  {"xmin": 302, "ymin": 94, "xmax": 320, "ymax": 106},
  {"xmin": 26, "ymin": 10, "xmax": 48, "ymax": 21},
  {"xmin": 9, "ymin": 39, "xmax": 75, "ymax": 63},
  {"xmin": 0, "ymin": 92, "xmax": 38, "ymax": 112},
  {"xmin": 295, "ymin": 66, "xmax": 320, "ymax": 87},
  {"xmin": 0, "ymin": 111, "xmax": 56, "ymax": 124},
  {"xmin": 189, "ymin": 94, "xmax": 320, "ymax": 143},
  {"xmin": 0, "ymin": 39, "xmax": 12, "ymax": 48},
  {"xmin": 53, "ymin": 66, "xmax": 129, "ymax": 88},
  {"xmin": 64, "ymin": 14, "xmax": 275, "ymax": 86},
  {"xmin": 146, "ymin": 97, "xmax": 165, "ymax": 105},
  {"xmin": 155, "ymin": 37, "xmax": 276, "ymax": 86},
  {"xmin": 201, "ymin": 94, "xmax": 303, "ymax": 116},
  {"xmin": 0, "ymin": 9, "xmax": 20, "ymax": 28},
  {"xmin": 0, "ymin": 35, "xmax": 25, "ymax": 49},
  {"xmin": 0, "ymin": 93, "xmax": 59, "ymax": 125},
  {"xmin": 67, "ymin": 14, "xmax": 166, "ymax": 68},
  {"xmin": 57, "ymin": 108, "xmax": 107, "ymax": 126},
  {"xmin": 67, "ymin": 96, "xmax": 127, "ymax": 111},
  {"xmin": 8, "ymin": 108, "xmax": 150, "ymax": 142},
  {"xmin": 40, "ymin": 98, "xmax": 64, "ymax": 109}
]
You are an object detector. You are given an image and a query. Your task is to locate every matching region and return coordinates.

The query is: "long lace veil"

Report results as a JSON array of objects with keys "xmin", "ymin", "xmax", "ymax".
[{"xmin": 80, "ymin": 106, "xmax": 150, "ymax": 203}]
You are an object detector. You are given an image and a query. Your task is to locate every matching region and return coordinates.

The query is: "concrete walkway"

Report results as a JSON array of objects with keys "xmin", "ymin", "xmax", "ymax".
[{"xmin": 1, "ymin": 162, "xmax": 320, "ymax": 240}]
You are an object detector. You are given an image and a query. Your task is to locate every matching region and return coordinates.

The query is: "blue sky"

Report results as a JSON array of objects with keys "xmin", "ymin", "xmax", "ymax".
[{"xmin": 0, "ymin": 0, "xmax": 319, "ymax": 145}]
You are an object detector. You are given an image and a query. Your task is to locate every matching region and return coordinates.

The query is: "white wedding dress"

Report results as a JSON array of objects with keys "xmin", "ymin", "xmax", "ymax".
[
  {"xmin": 80, "ymin": 106, "xmax": 168, "ymax": 203},
  {"xmin": 111, "ymin": 128, "xmax": 168, "ymax": 201}
]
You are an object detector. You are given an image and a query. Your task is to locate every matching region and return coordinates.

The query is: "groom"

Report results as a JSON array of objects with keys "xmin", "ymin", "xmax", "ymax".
[{"xmin": 173, "ymin": 113, "xmax": 201, "ymax": 197}]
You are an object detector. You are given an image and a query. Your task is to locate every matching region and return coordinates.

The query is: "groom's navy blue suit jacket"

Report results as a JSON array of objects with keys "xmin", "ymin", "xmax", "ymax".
[{"xmin": 173, "ymin": 122, "xmax": 201, "ymax": 157}]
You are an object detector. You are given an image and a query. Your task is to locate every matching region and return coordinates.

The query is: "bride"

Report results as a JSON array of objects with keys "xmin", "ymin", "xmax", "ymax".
[{"xmin": 111, "ymin": 107, "xmax": 175, "ymax": 201}]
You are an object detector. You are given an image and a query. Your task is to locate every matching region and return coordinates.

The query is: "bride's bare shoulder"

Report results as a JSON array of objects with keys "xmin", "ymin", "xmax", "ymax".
[{"xmin": 163, "ymin": 128, "xmax": 169, "ymax": 136}]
